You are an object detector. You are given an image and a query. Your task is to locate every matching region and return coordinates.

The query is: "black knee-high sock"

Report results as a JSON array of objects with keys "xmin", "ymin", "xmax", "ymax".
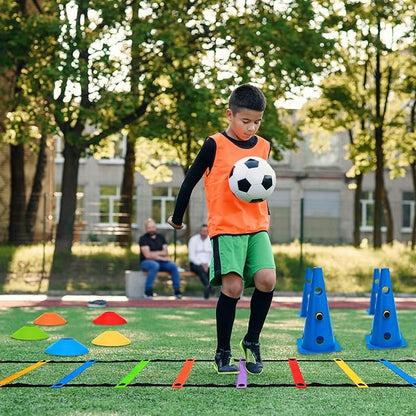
[
  {"xmin": 216, "ymin": 292, "xmax": 239, "ymax": 352},
  {"xmin": 245, "ymin": 288, "xmax": 274, "ymax": 343}
]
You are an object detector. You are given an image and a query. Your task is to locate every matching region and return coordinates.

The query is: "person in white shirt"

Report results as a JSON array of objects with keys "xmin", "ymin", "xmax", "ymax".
[{"xmin": 188, "ymin": 224, "xmax": 213, "ymax": 299}]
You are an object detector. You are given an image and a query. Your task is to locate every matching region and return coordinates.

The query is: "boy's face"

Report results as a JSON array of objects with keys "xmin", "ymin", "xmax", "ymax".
[{"xmin": 225, "ymin": 108, "xmax": 263, "ymax": 141}]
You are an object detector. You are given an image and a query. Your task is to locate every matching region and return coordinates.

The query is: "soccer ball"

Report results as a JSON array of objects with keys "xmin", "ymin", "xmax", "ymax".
[{"xmin": 228, "ymin": 156, "xmax": 276, "ymax": 203}]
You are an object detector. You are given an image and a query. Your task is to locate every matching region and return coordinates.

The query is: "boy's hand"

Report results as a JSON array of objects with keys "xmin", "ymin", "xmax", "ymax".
[{"xmin": 167, "ymin": 216, "xmax": 184, "ymax": 230}]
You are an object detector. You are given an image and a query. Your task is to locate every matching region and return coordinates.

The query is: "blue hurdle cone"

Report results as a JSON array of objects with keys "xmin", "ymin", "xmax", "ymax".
[
  {"xmin": 366, "ymin": 268, "xmax": 407, "ymax": 349},
  {"xmin": 299, "ymin": 267, "xmax": 312, "ymax": 317},
  {"xmin": 297, "ymin": 267, "xmax": 341, "ymax": 354},
  {"xmin": 367, "ymin": 268, "xmax": 380, "ymax": 315}
]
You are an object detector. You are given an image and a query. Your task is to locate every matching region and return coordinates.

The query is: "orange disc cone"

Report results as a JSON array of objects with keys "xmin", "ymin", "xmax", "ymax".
[
  {"xmin": 93, "ymin": 311, "xmax": 127, "ymax": 325},
  {"xmin": 34, "ymin": 312, "xmax": 67, "ymax": 326},
  {"xmin": 91, "ymin": 331, "xmax": 131, "ymax": 346},
  {"xmin": 11, "ymin": 325, "xmax": 49, "ymax": 341}
]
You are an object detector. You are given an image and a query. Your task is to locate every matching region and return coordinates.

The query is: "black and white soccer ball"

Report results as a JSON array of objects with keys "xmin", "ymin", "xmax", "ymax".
[{"xmin": 228, "ymin": 156, "xmax": 276, "ymax": 203}]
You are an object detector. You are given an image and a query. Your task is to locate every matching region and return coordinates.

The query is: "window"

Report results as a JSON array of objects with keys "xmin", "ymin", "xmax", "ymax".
[
  {"xmin": 402, "ymin": 191, "xmax": 415, "ymax": 232},
  {"xmin": 99, "ymin": 186, "xmax": 137, "ymax": 225},
  {"xmin": 360, "ymin": 191, "xmax": 386, "ymax": 232},
  {"xmin": 99, "ymin": 186, "xmax": 120, "ymax": 224},
  {"xmin": 152, "ymin": 186, "xmax": 179, "ymax": 225},
  {"xmin": 303, "ymin": 190, "xmax": 341, "ymax": 243}
]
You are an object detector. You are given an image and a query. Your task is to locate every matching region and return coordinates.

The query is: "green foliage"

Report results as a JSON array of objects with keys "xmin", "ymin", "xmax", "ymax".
[{"xmin": 302, "ymin": 0, "xmax": 416, "ymax": 178}]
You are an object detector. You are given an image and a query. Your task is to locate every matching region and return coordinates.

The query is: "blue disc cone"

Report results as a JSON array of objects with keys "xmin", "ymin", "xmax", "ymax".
[
  {"xmin": 297, "ymin": 267, "xmax": 341, "ymax": 354},
  {"xmin": 366, "ymin": 268, "xmax": 407, "ymax": 349},
  {"xmin": 45, "ymin": 337, "xmax": 89, "ymax": 356},
  {"xmin": 367, "ymin": 268, "xmax": 380, "ymax": 315},
  {"xmin": 298, "ymin": 267, "xmax": 312, "ymax": 318}
]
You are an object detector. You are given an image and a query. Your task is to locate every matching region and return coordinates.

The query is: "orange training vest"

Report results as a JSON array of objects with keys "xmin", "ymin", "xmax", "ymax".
[{"xmin": 204, "ymin": 132, "xmax": 271, "ymax": 237}]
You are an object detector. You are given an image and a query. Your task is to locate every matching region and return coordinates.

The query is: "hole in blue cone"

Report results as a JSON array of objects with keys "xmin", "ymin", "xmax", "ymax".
[
  {"xmin": 316, "ymin": 336, "xmax": 324, "ymax": 344},
  {"xmin": 384, "ymin": 332, "xmax": 391, "ymax": 340},
  {"xmin": 315, "ymin": 312, "xmax": 324, "ymax": 321},
  {"xmin": 314, "ymin": 287, "xmax": 323, "ymax": 295},
  {"xmin": 383, "ymin": 310, "xmax": 391, "ymax": 318},
  {"xmin": 382, "ymin": 286, "xmax": 390, "ymax": 294}
]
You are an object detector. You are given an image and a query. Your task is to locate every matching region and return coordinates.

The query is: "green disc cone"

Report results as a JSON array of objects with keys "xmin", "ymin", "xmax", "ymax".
[{"xmin": 11, "ymin": 325, "xmax": 49, "ymax": 341}]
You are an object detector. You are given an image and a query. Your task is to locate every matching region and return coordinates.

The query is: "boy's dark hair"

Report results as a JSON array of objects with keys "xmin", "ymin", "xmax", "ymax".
[{"xmin": 228, "ymin": 84, "xmax": 266, "ymax": 113}]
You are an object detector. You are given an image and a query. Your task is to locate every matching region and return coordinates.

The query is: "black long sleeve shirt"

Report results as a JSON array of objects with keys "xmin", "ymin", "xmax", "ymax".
[{"xmin": 171, "ymin": 131, "xmax": 259, "ymax": 226}]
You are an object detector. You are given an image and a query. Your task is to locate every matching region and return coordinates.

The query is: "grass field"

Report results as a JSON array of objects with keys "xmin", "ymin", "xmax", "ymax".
[{"xmin": 1, "ymin": 304, "xmax": 416, "ymax": 415}]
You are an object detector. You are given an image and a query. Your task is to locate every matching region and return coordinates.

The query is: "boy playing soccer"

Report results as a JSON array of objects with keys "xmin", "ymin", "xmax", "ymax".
[{"xmin": 168, "ymin": 84, "xmax": 276, "ymax": 374}]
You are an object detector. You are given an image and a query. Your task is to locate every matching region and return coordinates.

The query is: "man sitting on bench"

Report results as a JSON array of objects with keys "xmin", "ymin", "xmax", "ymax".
[
  {"xmin": 139, "ymin": 218, "xmax": 182, "ymax": 299},
  {"xmin": 188, "ymin": 224, "xmax": 213, "ymax": 299}
]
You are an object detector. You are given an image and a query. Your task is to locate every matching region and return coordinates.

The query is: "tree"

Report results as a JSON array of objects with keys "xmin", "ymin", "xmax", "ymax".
[
  {"xmin": 0, "ymin": 0, "xmax": 60, "ymax": 244},
  {"xmin": 117, "ymin": 0, "xmax": 336, "ymax": 244},
  {"xmin": 304, "ymin": 0, "xmax": 415, "ymax": 248}
]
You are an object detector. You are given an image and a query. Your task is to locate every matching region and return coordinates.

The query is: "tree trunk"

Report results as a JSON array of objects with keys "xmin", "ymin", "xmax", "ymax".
[
  {"xmin": 373, "ymin": 42, "xmax": 383, "ymax": 249},
  {"xmin": 411, "ymin": 161, "xmax": 416, "ymax": 250},
  {"xmin": 373, "ymin": 125, "xmax": 384, "ymax": 248},
  {"xmin": 53, "ymin": 141, "xmax": 81, "ymax": 254},
  {"xmin": 9, "ymin": 143, "xmax": 27, "ymax": 244},
  {"xmin": 353, "ymin": 173, "xmax": 363, "ymax": 248},
  {"xmin": 116, "ymin": 132, "xmax": 136, "ymax": 247},
  {"xmin": 25, "ymin": 128, "xmax": 48, "ymax": 241},
  {"xmin": 382, "ymin": 183, "xmax": 394, "ymax": 245}
]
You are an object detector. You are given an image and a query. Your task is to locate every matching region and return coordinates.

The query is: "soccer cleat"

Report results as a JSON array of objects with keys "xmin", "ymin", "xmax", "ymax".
[
  {"xmin": 144, "ymin": 290, "xmax": 157, "ymax": 299},
  {"xmin": 214, "ymin": 349, "xmax": 239, "ymax": 374},
  {"xmin": 87, "ymin": 299, "xmax": 107, "ymax": 308},
  {"xmin": 240, "ymin": 339, "xmax": 263, "ymax": 374},
  {"xmin": 175, "ymin": 291, "xmax": 183, "ymax": 300}
]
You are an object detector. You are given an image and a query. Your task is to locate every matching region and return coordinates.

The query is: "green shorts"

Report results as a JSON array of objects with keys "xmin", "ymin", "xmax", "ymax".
[{"xmin": 210, "ymin": 231, "xmax": 276, "ymax": 288}]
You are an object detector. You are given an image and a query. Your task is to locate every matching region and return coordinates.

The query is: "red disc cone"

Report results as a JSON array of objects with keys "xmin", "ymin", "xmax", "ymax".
[{"xmin": 93, "ymin": 311, "xmax": 127, "ymax": 325}]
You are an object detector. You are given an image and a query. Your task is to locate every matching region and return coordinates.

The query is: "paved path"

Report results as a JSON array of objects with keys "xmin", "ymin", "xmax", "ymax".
[{"xmin": 1, "ymin": 293, "xmax": 416, "ymax": 309}]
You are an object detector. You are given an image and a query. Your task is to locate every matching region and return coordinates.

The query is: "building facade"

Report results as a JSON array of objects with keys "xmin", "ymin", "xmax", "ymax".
[{"xmin": 53, "ymin": 131, "xmax": 415, "ymax": 246}]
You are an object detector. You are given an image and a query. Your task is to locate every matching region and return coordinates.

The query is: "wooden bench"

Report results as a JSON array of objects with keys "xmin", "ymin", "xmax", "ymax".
[{"xmin": 125, "ymin": 270, "xmax": 197, "ymax": 299}]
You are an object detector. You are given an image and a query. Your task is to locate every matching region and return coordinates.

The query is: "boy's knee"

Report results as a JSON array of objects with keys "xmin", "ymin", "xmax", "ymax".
[
  {"xmin": 221, "ymin": 274, "xmax": 243, "ymax": 298},
  {"xmin": 256, "ymin": 280, "xmax": 276, "ymax": 293},
  {"xmin": 254, "ymin": 270, "xmax": 276, "ymax": 292}
]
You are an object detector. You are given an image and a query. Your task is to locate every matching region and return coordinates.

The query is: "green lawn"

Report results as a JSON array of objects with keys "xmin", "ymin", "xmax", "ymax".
[
  {"xmin": 1, "ymin": 241, "xmax": 416, "ymax": 294},
  {"xmin": 1, "ymin": 306, "xmax": 416, "ymax": 415}
]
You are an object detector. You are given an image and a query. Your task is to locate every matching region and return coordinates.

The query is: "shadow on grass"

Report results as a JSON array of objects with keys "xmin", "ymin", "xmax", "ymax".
[
  {"xmin": 0, "ymin": 245, "xmax": 18, "ymax": 292},
  {"xmin": 48, "ymin": 249, "xmax": 143, "ymax": 292}
]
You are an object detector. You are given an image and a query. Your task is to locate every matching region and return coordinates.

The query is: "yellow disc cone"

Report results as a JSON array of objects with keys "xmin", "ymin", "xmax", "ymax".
[{"xmin": 91, "ymin": 331, "xmax": 131, "ymax": 347}]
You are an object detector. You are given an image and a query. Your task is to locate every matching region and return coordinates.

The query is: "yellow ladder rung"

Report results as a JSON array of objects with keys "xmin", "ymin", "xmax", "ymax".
[{"xmin": 334, "ymin": 358, "xmax": 368, "ymax": 389}]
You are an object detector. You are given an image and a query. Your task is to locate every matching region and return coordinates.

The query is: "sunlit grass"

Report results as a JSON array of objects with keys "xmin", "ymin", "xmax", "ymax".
[{"xmin": 0, "ymin": 241, "xmax": 415, "ymax": 294}]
